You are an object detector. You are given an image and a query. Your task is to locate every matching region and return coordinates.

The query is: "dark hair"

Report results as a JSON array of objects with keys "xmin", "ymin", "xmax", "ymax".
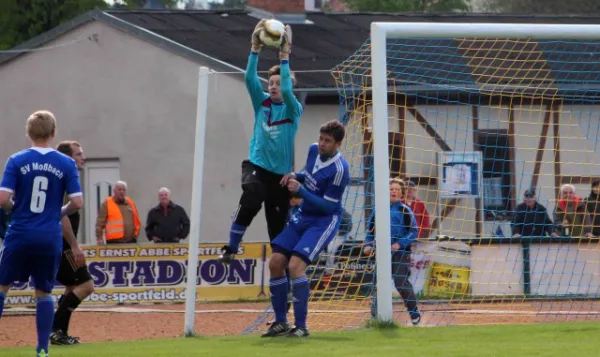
[
  {"xmin": 56, "ymin": 140, "xmax": 80, "ymax": 158},
  {"xmin": 592, "ymin": 179, "xmax": 600, "ymax": 188},
  {"xmin": 319, "ymin": 120, "xmax": 345, "ymax": 143},
  {"xmin": 268, "ymin": 65, "xmax": 296, "ymax": 86}
]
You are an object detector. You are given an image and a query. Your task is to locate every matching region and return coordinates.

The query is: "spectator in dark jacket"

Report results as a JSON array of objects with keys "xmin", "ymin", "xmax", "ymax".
[
  {"xmin": 585, "ymin": 179, "xmax": 600, "ymax": 237},
  {"xmin": 145, "ymin": 187, "xmax": 190, "ymax": 243},
  {"xmin": 511, "ymin": 188, "xmax": 557, "ymax": 238}
]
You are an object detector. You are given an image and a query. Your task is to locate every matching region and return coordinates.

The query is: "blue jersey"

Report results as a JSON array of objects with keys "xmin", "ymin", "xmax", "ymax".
[
  {"xmin": 365, "ymin": 201, "xmax": 418, "ymax": 251},
  {"xmin": 297, "ymin": 144, "xmax": 349, "ymax": 216},
  {"xmin": 0, "ymin": 148, "xmax": 82, "ymax": 252},
  {"xmin": 245, "ymin": 52, "xmax": 302, "ymax": 175}
]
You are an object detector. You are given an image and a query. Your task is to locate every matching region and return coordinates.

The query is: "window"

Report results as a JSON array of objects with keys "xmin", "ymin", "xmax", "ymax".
[{"xmin": 475, "ymin": 130, "xmax": 514, "ymax": 220}]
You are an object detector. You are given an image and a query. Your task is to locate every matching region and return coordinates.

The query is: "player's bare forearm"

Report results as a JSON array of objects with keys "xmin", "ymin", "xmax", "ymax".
[
  {"xmin": 62, "ymin": 195, "xmax": 83, "ymax": 217},
  {"xmin": 0, "ymin": 190, "xmax": 11, "ymax": 209},
  {"xmin": 61, "ymin": 216, "xmax": 79, "ymax": 249},
  {"xmin": 61, "ymin": 201, "xmax": 80, "ymax": 218},
  {"xmin": 0, "ymin": 192, "xmax": 14, "ymax": 212}
]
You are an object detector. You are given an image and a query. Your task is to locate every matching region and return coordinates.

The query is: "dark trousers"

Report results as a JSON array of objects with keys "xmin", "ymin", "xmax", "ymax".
[
  {"xmin": 371, "ymin": 251, "xmax": 419, "ymax": 316},
  {"xmin": 234, "ymin": 160, "xmax": 290, "ymax": 241}
]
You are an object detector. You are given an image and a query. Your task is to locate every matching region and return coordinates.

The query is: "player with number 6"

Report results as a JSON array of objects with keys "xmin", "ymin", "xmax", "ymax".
[{"xmin": 0, "ymin": 110, "xmax": 84, "ymax": 357}]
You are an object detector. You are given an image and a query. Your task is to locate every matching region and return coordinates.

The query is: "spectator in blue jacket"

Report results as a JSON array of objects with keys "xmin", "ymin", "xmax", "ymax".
[{"xmin": 363, "ymin": 177, "xmax": 421, "ymax": 325}]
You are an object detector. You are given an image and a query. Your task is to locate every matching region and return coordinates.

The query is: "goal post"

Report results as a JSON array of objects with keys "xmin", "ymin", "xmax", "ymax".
[
  {"xmin": 369, "ymin": 22, "xmax": 600, "ymax": 324},
  {"xmin": 184, "ymin": 66, "xmax": 211, "ymax": 336}
]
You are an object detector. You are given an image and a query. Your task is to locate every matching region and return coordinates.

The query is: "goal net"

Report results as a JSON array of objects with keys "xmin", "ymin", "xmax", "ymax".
[{"xmin": 304, "ymin": 23, "xmax": 600, "ymax": 330}]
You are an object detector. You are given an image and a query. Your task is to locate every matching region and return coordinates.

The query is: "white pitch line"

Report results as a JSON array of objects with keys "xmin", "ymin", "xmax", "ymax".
[{"xmin": 6, "ymin": 307, "xmax": 600, "ymax": 316}]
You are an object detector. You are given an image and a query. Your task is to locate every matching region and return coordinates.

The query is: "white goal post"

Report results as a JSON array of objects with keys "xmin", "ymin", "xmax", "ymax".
[
  {"xmin": 184, "ymin": 66, "xmax": 211, "ymax": 336},
  {"xmin": 369, "ymin": 22, "xmax": 600, "ymax": 323}
]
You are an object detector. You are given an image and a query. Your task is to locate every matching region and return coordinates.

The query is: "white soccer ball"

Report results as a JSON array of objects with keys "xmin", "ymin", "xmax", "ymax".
[{"xmin": 259, "ymin": 19, "xmax": 285, "ymax": 48}]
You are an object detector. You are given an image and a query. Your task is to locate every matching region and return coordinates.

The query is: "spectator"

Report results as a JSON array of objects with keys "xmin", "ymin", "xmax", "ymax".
[
  {"xmin": 511, "ymin": 188, "xmax": 557, "ymax": 238},
  {"xmin": 553, "ymin": 184, "xmax": 593, "ymax": 238},
  {"xmin": 585, "ymin": 179, "xmax": 600, "ymax": 237},
  {"xmin": 95, "ymin": 180, "xmax": 141, "ymax": 245},
  {"xmin": 363, "ymin": 178, "xmax": 421, "ymax": 325},
  {"xmin": 404, "ymin": 181, "xmax": 431, "ymax": 239},
  {"xmin": 145, "ymin": 187, "xmax": 190, "ymax": 243}
]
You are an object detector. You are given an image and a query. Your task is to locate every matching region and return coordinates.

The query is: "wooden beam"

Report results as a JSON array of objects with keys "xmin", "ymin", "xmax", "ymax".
[
  {"xmin": 553, "ymin": 104, "xmax": 562, "ymax": 199},
  {"xmin": 472, "ymin": 105, "xmax": 482, "ymax": 238},
  {"xmin": 405, "ymin": 176, "xmax": 437, "ymax": 186},
  {"xmin": 530, "ymin": 104, "xmax": 551, "ymax": 190},
  {"xmin": 389, "ymin": 132, "xmax": 403, "ymax": 178},
  {"xmin": 406, "ymin": 105, "xmax": 453, "ymax": 152},
  {"xmin": 397, "ymin": 99, "xmax": 407, "ymax": 178},
  {"xmin": 508, "ymin": 104, "xmax": 518, "ymax": 211},
  {"xmin": 561, "ymin": 176, "xmax": 594, "ymax": 185},
  {"xmin": 431, "ymin": 198, "xmax": 461, "ymax": 231}
]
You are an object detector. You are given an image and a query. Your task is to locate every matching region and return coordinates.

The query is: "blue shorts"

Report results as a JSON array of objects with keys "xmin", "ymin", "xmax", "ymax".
[
  {"xmin": 271, "ymin": 213, "xmax": 341, "ymax": 264},
  {"xmin": 0, "ymin": 242, "xmax": 61, "ymax": 293}
]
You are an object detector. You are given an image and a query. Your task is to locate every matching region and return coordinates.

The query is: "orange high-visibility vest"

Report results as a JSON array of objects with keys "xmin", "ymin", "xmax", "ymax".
[{"xmin": 105, "ymin": 197, "xmax": 140, "ymax": 240}]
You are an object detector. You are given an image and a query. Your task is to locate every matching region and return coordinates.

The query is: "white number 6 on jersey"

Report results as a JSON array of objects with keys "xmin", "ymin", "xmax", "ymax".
[{"xmin": 31, "ymin": 176, "xmax": 48, "ymax": 213}]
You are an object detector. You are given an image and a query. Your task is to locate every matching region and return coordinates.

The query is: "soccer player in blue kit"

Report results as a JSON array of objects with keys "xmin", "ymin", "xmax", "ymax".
[
  {"xmin": 0, "ymin": 110, "xmax": 83, "ymax": 357},
  {"xmin": 263, "ymin": 120, "xmax": 349, "ymax": 338}
]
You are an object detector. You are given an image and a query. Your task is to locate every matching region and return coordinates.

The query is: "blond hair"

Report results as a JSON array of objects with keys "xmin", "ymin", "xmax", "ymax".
[
  {"xmin": 389, "ymin": 177, "xmax": 407, "ymax": 193},
  {"xmin": 26, "ymin": 110, "xmax": 56, "ymax": 142}
]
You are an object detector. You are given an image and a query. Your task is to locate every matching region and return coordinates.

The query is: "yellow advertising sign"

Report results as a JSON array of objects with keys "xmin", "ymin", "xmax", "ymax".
[{"xmin": 5, "ymin": 243, "xmax": 271, "ymax": 307}]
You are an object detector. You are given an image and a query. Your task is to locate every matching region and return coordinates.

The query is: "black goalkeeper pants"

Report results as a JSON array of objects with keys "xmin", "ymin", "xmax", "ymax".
[{"xmin": 233, "ymin": 160, "xmax": 290, "ymax": 241}]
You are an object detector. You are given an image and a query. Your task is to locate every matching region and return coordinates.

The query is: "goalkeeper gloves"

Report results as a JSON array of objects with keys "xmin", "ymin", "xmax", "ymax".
[
  {"xmin": 251, "ymin": 19, "xmax": 266, "ymax": 53},
  {"xmin": 280, "ymin": 25, "xmax": 292, "ymax": 59}
]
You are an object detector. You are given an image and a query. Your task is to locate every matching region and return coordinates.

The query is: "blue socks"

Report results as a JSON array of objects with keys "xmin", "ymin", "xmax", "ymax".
[
  {"xmin": 0, "ymin": 291, "xmax": 5, "ymax": 318},
  {"xmin": 36, "ymin": 295, "xmax": 55, "ymax": 355},
  {"xmin": 269, "ymin": 276, "xmax": 289, "ymax": 323},
  {"xmin": 228, "ymin": 223, "xmax": 246, "ymax": 252},
  {"xmin": 292, "ymin": 276, "xmax": 310, "ymax": 329}
]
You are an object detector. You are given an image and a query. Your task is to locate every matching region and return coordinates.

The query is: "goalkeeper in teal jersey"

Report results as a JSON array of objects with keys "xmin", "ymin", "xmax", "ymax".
[{"xmin": 219, "ymin": 20, "xmax": 303, "ymax": 263}]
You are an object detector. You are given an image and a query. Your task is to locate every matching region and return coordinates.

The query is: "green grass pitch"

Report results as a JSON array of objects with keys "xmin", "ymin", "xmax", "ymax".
[{"xmin": 4, "ymin": 322, "xmax": 600, "ymax": 357}]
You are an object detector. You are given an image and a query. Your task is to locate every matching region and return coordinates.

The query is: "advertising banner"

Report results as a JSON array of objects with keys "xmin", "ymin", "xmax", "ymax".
[{"xmin": 5, "ymin": 243, "xmax": 271, "ymax": 307}]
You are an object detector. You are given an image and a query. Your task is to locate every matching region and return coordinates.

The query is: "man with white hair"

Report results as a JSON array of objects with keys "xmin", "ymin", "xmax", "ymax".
[
  {"xmin": 145, "ymin": 187, "xmax": 190, "ymax": 243},
  {"xmin": 95, "ymin": 180, "xmax": 141, "ymax": 244}
]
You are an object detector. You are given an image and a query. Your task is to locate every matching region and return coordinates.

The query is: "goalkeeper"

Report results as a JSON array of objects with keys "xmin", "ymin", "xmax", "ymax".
[
  {"xmin": 219, "ymin": 20, "xmax": 303, "ymax": 263},
  {"xmin": 363, "ymin": 178, "xmax": 421, "ymax": 326}
]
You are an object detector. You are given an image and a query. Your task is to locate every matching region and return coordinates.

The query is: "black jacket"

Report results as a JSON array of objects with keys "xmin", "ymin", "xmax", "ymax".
[
  {"xmin": 511, "ymin": 202, "xmax": 554, "ymax": 237},
  {"xmin": 585, "ymin": 193, "xmax": 600, "ymax": 236},
  {"xmin": 145, "ymin": 202, "xmax": 190, "ymax": 243}
]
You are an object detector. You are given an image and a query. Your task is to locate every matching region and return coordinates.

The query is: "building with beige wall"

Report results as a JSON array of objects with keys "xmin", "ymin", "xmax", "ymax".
[{"xmin": 1, "ymin": 6, "xmax": 599, "ymax": 245}]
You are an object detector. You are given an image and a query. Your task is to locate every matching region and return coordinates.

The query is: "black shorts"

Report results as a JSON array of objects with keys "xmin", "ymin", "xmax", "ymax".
[
  {"xmin": 56, "ymin": 250, "xmax": 93, "ymax": 287},
  {"xmin": 240, "ymin": 160, "xmax": 291, "ymax": 241},
  {"xmin": 241, "ymin": 160, "xmax": 290, "ymax": 203}
]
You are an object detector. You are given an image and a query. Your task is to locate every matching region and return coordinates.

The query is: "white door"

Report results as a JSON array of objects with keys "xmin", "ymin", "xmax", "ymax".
[{"xmin": 83, "ymin": 161, "xmax": 120, "ymax": 245}]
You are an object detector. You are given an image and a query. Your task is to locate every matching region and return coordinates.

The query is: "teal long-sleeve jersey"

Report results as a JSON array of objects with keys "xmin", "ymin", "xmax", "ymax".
[{"xmin": 244, "ymin": 52, "xmax": 303, "ymax": 175}]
